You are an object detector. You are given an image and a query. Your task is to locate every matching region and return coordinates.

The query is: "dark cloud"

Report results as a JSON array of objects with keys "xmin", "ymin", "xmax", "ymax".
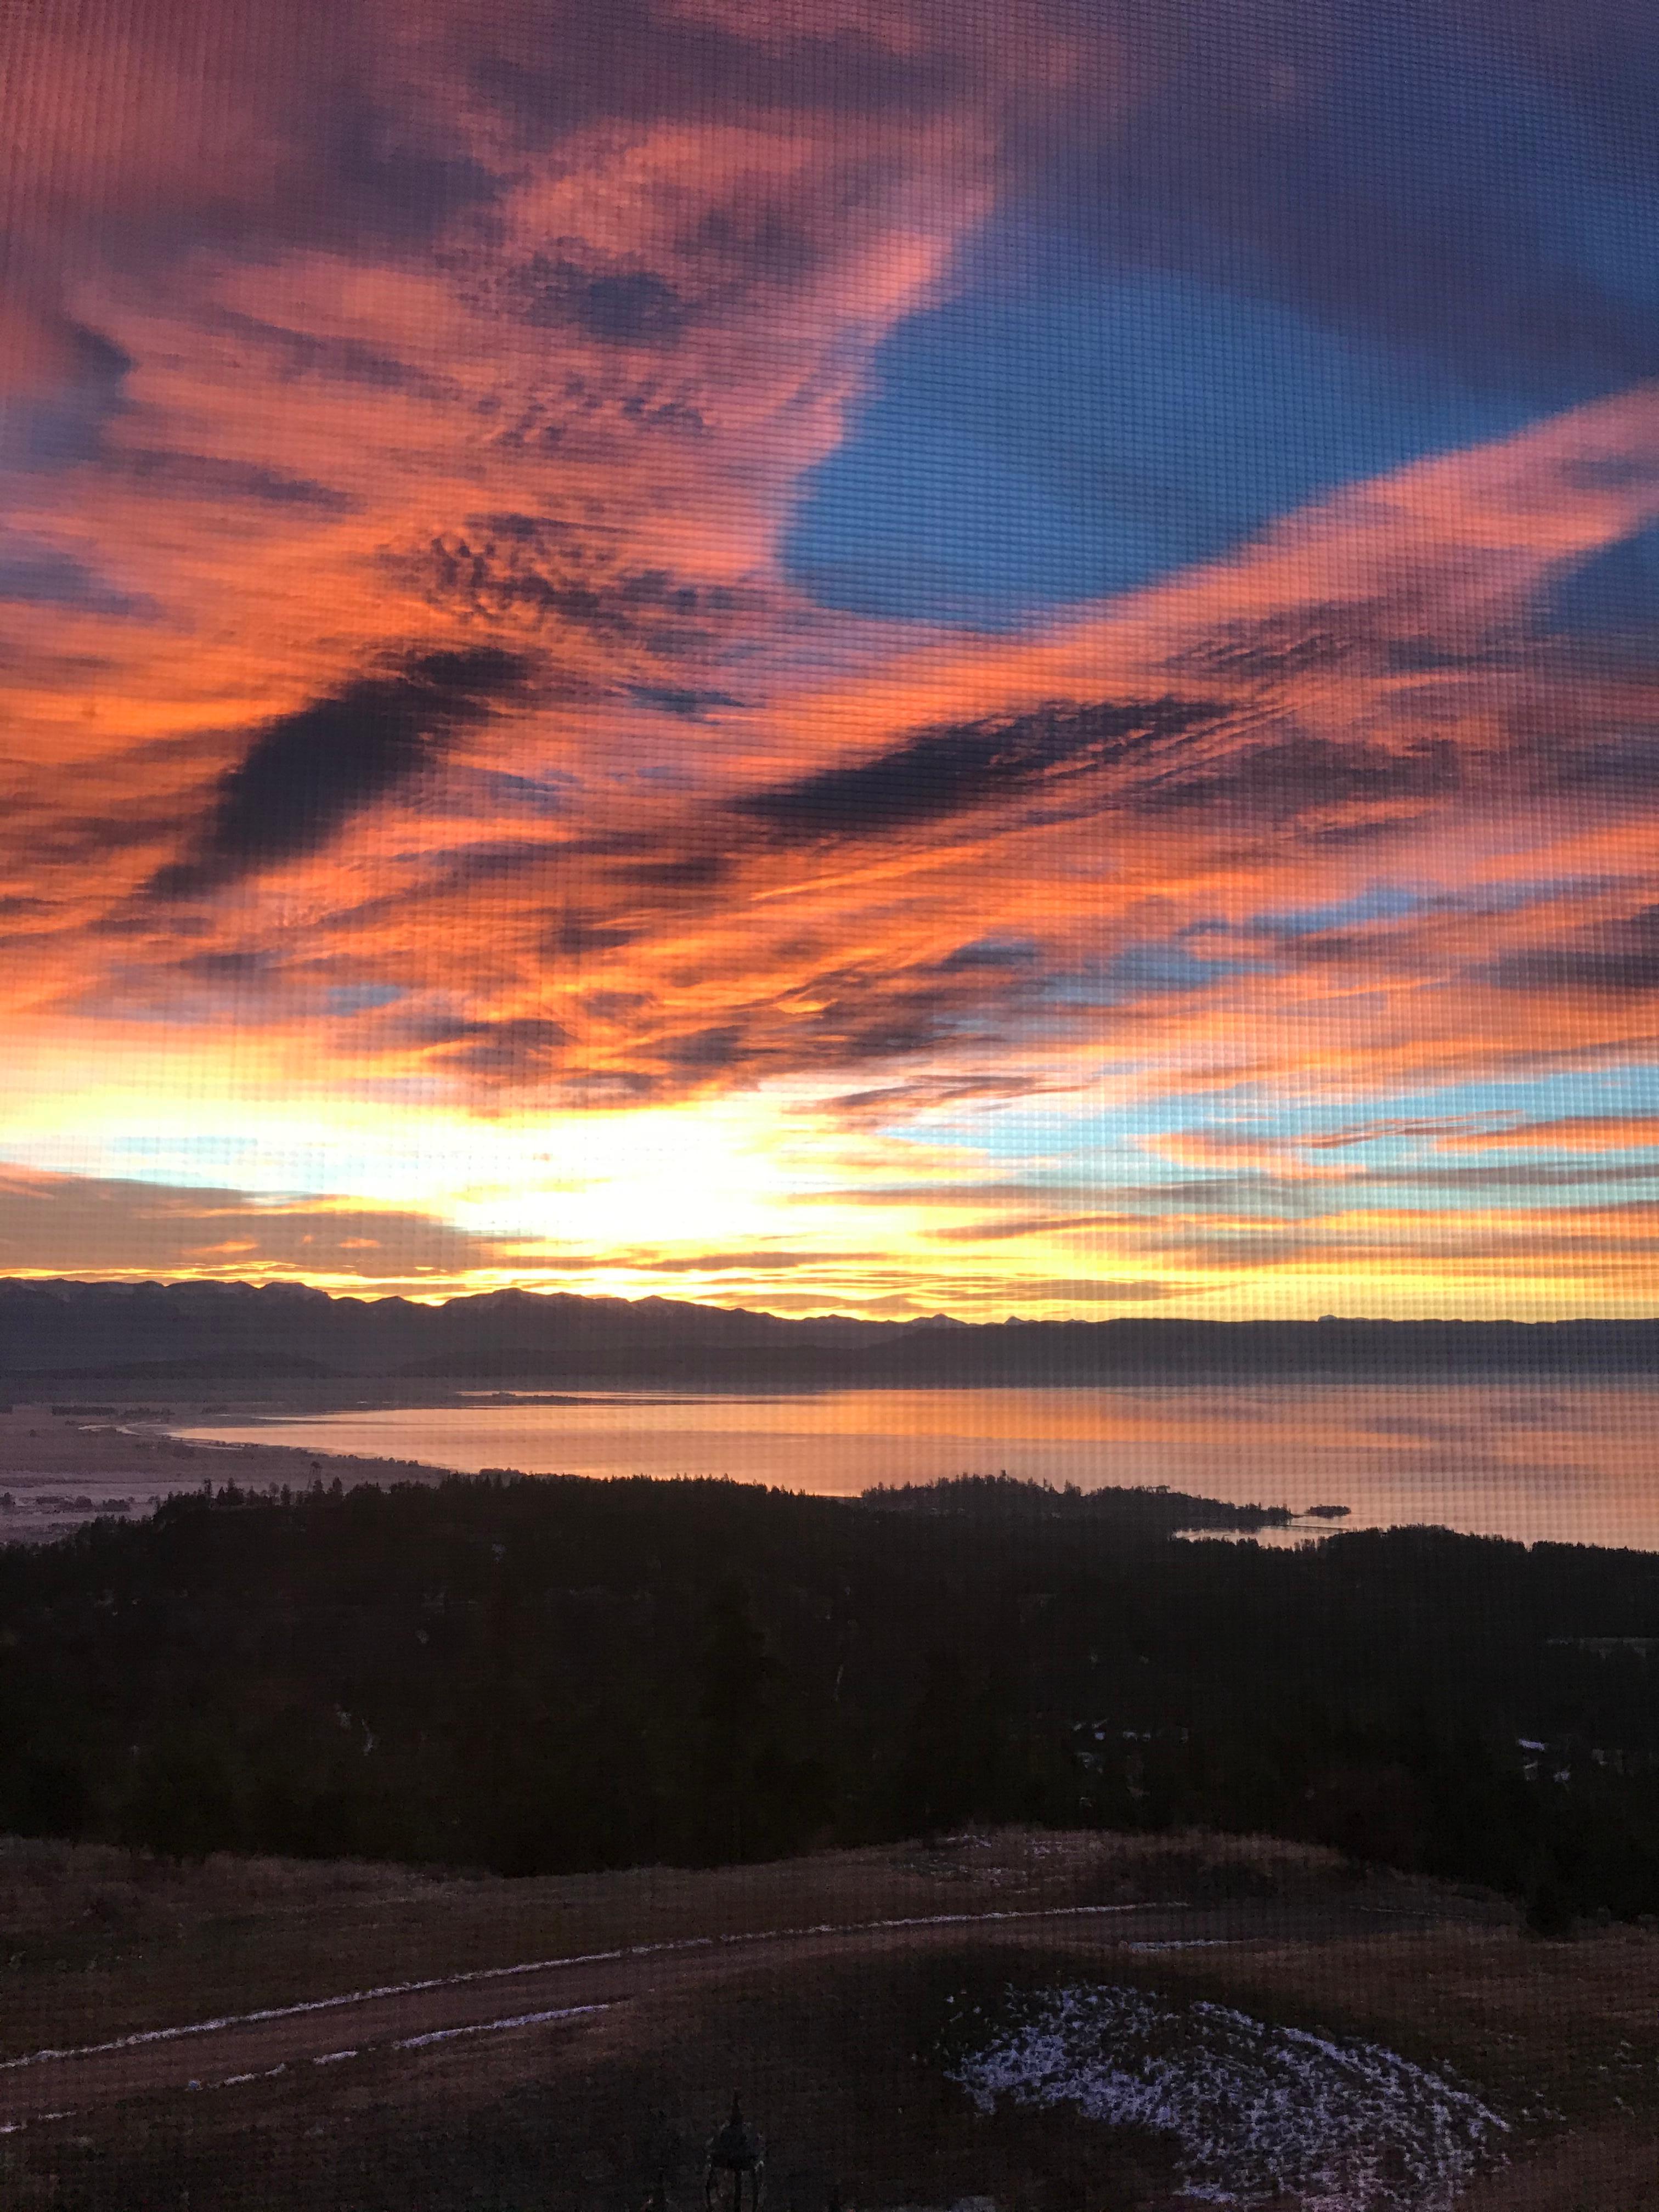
[
  {"xmin": 395, "ymin": 1010, "xmax": 570, "ymax": 1082},
  {"xmin": 732, "ymin": 695, "xmax": 1224, "ymax": 842},
  {"xmin": 1, "ymin": 318, "xmax": 132, "ymax": 471},
  {"xmin": 619, "ymin": 851, "xmax": 729, "ymax": 890},
  {"xmin": 550, "ymin": 912, "xmax": 637, "ymax": 956},
  {"xmin": 680, "ymin": 191, "xmax": 827, "ymax": 286},
  {"xmin": 1169, "ymin": 606, "xmax": 1510, "ymax": 687},
  {"xmin": 664, "ymin": 1024, "xmax": 746, "ymax": 1070},
  {"xmin": 57, "ymin": 319, "xmax": 132, "ymax": 386},
  {"xmin": 202, "ymin": 306, "xmax": 458, "ymax": 403},
  {"xmin": 552, "ymin": 953, "xmax": 1059, "ymax": 1100},
  {"xmin": 732, "ymin": 690, "xmax": 1458, "ymax": 853},
  {"xmin": 1486, "ymin": 905, "xmax": 1659, "ymax": 994},
  {"xmin": 114, "ymin": 449, "xmax": 357, "ymax": 514},
  {"xmin": 776, "ymin": 973, "xmax": 968, "ymax": 1065},
  {"xmin": 511, "ymin": 256, "xmax": 691, "ymax": 345},
  {"xmin": 1168, "ymin": 611, "xmax": 1373, "ymax": 686},
  {"xmin": 627, "ymin": 683, "xmax": 741, "ymax": 719},
  {"xmin": 934, "ymin": 936, "xmax": 1043, "ymax": 973},
  {"xmin": 425, "ymin": 1014, "xmax": 568, "ymax": 1079},
  {"xmin": 1132, "ymin": 729, "xmax": 1462, "ymax": 822},
  {"xmin": 407, "ymin": 517, "xmax": 760, "ymax": 653},
  {"xmin": 474, "ymin": 159, "xmax": 873, "ymax": 355},
  {"xmin": 582, "ymin": 989, "xmax": 652, "ymax": 1023},
  {"xmin": 148, "ymin": 647, "xmax": 530, "ymax": 899},
  {"xmin": 1259, "ymin": 928, "xmax": 1398, "ymax": 970},
  {"xmin": 431, "ymin": 838, "xmax": 568, "ymax": 894},
  {"xmin": 483, "ymin": 377, "xmax": 710, "ymax": 455},
  {"xmin": 174, "ymin": 950, "xmax": 268, "ymax": 980},
  {"xmin": 307, "ymin": 81, "xmax": 496, "ymax": 247},
  {"xmin": 1550, "ymin": 733, "xmax": 1659, "ymax": 798},
  {"xmin": 0, "ymin": 540, "xmax": 154, "ymax": 618},
  {"xmin": 465, "ymin": 0, "xmax": 954, "ymax": 140},
  {"xmin": 366, "ymin": 828, "xmax": 729, "ymax": 929},
  {"xmin": 10, "ymin": 791, "xmax": 180, "ymax": 878}
]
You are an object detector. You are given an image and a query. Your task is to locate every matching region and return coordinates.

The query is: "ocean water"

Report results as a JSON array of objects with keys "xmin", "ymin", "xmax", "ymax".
[{"xmin": 172, "ymin": 1379, "xmax": 1659, "ymax": 1550}]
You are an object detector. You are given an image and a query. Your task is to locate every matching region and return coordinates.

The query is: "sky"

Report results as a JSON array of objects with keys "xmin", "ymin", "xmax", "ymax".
[{"xmin": 1, "ymin": 0, "xmax": 1657, "ymax": 1319}]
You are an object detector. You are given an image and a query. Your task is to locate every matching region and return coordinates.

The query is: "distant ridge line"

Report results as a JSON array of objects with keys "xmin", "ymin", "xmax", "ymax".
[{"xmin": 1, "ymin": 1279, "xmax": 1656, "ymax": 1383}]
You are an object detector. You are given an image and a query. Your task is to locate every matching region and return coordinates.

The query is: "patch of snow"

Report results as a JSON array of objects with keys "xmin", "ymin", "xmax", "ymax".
[
  {"xmin": 392, "ymin": 2001, "xmax": 608, "ymax": 2050},
  {"xmin": 1122, "ymin": 1939, "xmax": 1238, "ymax": 1954},
  {"xmin": 945, "ymin": 1984, "xmax": 1506, "ymax": 2210}
]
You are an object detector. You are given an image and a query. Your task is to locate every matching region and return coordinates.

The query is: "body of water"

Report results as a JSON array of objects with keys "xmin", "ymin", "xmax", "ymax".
[{"xmin": 171, "ymin": 1378, "xmax": 1659, "ymax": 1550}]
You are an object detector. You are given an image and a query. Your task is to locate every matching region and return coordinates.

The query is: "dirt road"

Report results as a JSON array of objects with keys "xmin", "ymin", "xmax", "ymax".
[{"xmin": 0, "ymin": 1895, "xmax": 1469, "ymax": 2129}]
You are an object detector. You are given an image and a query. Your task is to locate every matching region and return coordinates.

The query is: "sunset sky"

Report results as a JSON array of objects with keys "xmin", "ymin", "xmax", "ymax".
[{"xmin": 2, "ymin": 0, "xmax": 1658, "ymax": 1318}]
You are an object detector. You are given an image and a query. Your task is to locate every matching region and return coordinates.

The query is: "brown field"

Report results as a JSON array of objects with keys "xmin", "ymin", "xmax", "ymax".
[
  {"xmin": 0, "ymin": 1827, "xmax": 1654, "ymax": 2210},
  {"xmin": 0, "ymin": 1824, "xmax": 1453, "ymax": 2061}
]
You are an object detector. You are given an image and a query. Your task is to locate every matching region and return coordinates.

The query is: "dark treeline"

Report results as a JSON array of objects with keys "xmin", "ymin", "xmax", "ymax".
[
  {"xmin": 4, "ymin": 1471, "xmax": 1659, "ymax": 1928},
  {"xmin": 5, "ymin": 1277, "xmax": 1659, "ymax": 1383}
]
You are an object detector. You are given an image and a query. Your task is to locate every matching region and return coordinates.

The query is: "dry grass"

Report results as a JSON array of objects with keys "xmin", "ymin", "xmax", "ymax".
[
  {"xmin": 1457, "ymin": 2115, "xmax": 1659, "ymax": 2210},
  {"xmin": 0, "ymin": 1829, "xmax": 1644, "ymax": 2210},
  {"xmin": 1, "ymin": 1939, "xmax": 1204, "ymax": 2210},
  {"xmin": 0, "ymin": 1824, "xmax": 1443, "ymax": 2061},
  {"xmin": 1091, "ymin": 1923, "xmax": 1659, "ymax": 2121},
  {"xmin": 12, "ymin": 1923, "xmax": 1655, "ymax": 2212}
]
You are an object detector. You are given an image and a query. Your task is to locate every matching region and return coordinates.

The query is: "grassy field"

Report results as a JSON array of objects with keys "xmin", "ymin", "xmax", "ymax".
[
  {"xmin": 0, "ymin": 1824, "xmax": 1423, "ymax": 2061},
  {"xmin": 1, "ymin": 1827, "xmax": 1655, "ymax": 2210}
]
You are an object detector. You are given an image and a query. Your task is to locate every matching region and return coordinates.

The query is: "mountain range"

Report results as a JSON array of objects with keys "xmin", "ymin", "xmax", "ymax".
[{"xmin": 2, "ymin": 1279, "xmax": 1657, "ymax": 1386}]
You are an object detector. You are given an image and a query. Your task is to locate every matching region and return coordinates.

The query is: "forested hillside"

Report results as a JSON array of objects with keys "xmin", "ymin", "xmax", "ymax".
[{"xmin": 3, "ymin": 1472, "xmax": 1658, "ymax": 1928}]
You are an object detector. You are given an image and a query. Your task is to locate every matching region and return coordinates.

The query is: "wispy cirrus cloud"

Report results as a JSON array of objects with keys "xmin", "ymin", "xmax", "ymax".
[{"xmin": 1436, "ymin": 1115, "xmax": 1659, "ymax": 1153}]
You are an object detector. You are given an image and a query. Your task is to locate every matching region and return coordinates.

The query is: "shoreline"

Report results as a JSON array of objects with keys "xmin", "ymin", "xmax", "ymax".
[
  {"xmin": 0, "ymin": 1404, "xmax": 466, "ymax": 1545},
  {"xmin": 9, "ymin": 1377, "xmax": 1659, "ymax": 1552},
  {"xmin": 0, "ymin": 1401, "xmax": 1323, "ymax": 1549}
]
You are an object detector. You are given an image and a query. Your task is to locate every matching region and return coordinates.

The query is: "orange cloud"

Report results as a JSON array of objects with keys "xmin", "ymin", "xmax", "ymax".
[{"xmin": 1437, "ymin": 1116, "xmax": 1659, "ymax": 1153}]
